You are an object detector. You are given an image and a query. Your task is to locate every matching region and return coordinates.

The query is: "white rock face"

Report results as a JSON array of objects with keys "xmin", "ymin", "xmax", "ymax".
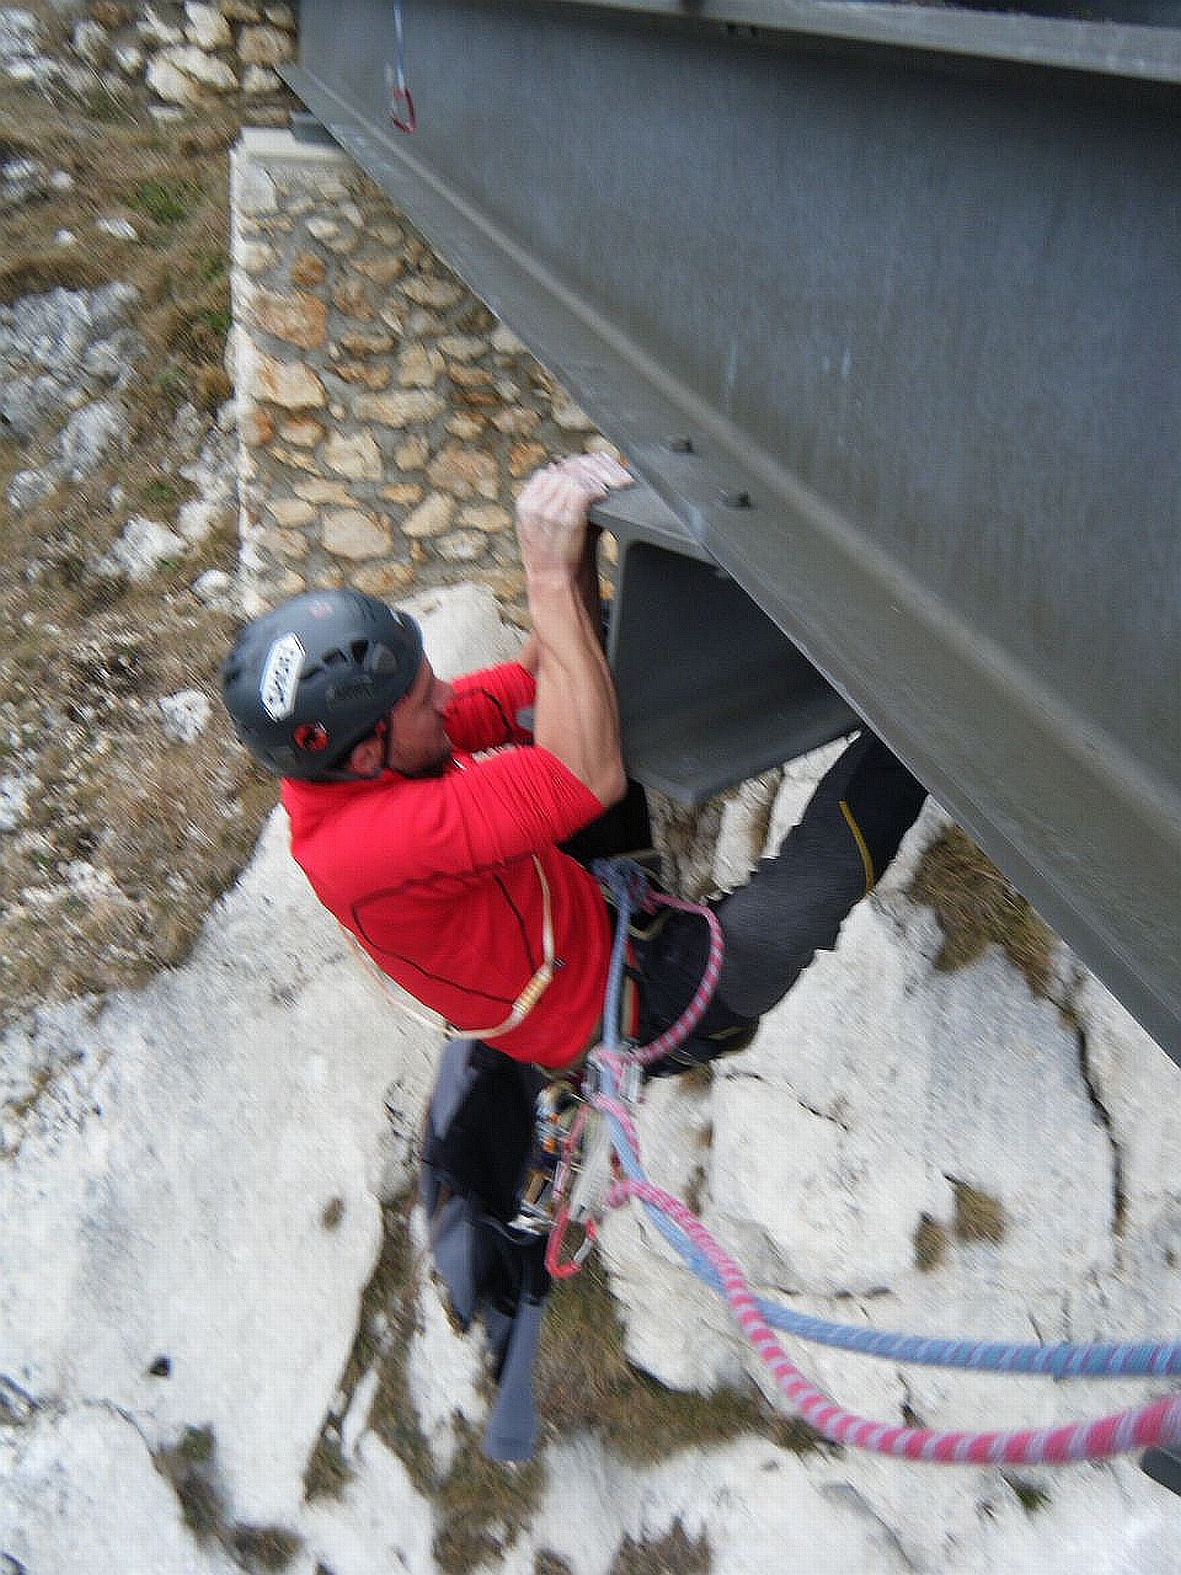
[
  {"xmin": 57, "ymin": 396, "xmax": 124, "ymax": 477},
  {"xmin": 0, "ymin": 809, "xmax": 427, "ymax": 1529},
  {"xmin": 114, "ymin": 42, "xmax": 144, "ymax": 76},
  {"xmin": 192, "ymin": 567, "xmax": 236, "ymax": 607},
  {"xmin": 0, "ymin": 7, "xmax": 42, "ymax": 79},
  {"xmin": 97, "ymin": 515, "xmax": 186, "ymax": 580},
  {"xmin": 5, "ymin": 468, "xmax": 52, "ymax": 511},
  {"xmin": 158, "ymin": 688, "xmax": 212, "ymax": 743},
  {"xmin": 0, "ymin": 1406, "xmax": 240, "ymax": 1575},
  {"xmin": 0, "ymin": 773, "xmax": 30, "ymax": 832},
  {"xmin": 1, "ymin": 585, "xmax": 1178, "ymax": 1573}
]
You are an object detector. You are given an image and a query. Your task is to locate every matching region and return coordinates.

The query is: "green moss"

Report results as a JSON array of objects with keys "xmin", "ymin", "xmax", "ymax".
[
  {"xmin": 156, "ymin": 1425, "xmax": 304, "ymax": 1568},
  {"xmin": 176, "ymin": 1424, "xmax": 216, "ymax": 1464},
  {"xmin": 155, "ymin": 1425, "xmax": 224, "ymax": 1538},
  {"xmin": 141, "ymin": 477, "xmax": 182, "ymax": 509},
  {"xmin": 81, "ymin": 84, "xmax": 134, "ymax": 125},
  {"xmin": 684, "ymin": 1163, "xmax": 707, "ymax": 1217}
]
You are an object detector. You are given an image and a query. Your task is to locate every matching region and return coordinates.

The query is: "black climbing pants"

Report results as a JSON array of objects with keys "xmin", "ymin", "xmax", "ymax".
[{"xmin": 637, "ymin": 730, "xmax": 926, "ymax": 1075}]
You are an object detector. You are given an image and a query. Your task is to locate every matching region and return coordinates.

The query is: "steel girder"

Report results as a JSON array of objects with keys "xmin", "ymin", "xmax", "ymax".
[{"xmin": 282, "ymin": 1, "xmax": 1181, "ymax": 1066}]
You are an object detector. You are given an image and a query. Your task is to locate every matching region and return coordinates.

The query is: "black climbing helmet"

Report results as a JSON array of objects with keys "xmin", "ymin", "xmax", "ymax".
[{"xmin": 221, "ymin": 588, "xmax": 424, "ymax": 780}]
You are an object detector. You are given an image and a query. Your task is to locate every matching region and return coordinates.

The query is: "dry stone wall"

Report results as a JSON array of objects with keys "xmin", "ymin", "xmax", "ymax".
[
  {"xmin": 92, "ymin": 1, "xmax": 295, "ymax": 109},
  {"xmin": 229, "ymin": 126, "xmax": 611, "ymax": 615},
  {"xmin": 1, "ymin": 2, "xmax": 297, "ymax": 110}
]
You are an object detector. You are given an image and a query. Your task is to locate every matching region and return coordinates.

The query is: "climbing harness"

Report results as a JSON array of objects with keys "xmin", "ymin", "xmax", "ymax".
[
  {"xmin": 459, "ymin": 855, "xmax": 558, "ymax": 1041},
  {"xmin": 386, "ymin": 0, "xmax": 416, "ymax": 131},
  {"xmin": 342, "ymin": 854, "xmax": 556, "ymax": 1041},
  {"xmin": 540, "ymin": 857, "xmax": 1181, "ymax": 1467}
]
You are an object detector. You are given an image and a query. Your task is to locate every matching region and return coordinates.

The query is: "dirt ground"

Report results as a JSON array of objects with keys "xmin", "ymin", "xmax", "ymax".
[{"xmin": 0, "ymin": 32, "xmax": 282, "ymax": 1027}]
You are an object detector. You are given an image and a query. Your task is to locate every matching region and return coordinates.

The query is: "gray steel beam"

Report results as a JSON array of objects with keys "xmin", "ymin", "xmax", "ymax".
[
  {"xmin": 282, "ymin": 1, "xmax": 1181, "ymax": 1066},
  {"xmin": 529, "ymin": 2, "xmax": 1181, "ymax": 83}
]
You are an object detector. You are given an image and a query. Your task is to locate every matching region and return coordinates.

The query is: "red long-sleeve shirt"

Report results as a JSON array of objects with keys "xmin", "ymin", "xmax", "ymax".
[{"xmin": 281, "ymin": 661, "xmax": 612, "ymax": 1068}]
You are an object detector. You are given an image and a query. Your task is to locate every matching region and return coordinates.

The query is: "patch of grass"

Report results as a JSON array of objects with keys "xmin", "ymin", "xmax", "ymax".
[
  {"xmin": 433, "ymin": 1422, "xmax": 546, "ymax": 1575},
  {"xmin": 199, "ymin": 303, "xmax": 232, "ymax": 339},
  {"xmin": 5, "ymin": 1064, "xmax": 56, "ymax": 1123},
  {"xmin": 152, "ymin": 364, "xmax": 191, "ymax": 408},
  {"xmin": 909, "ymin": 826, "xmax": 1055, "ymax": 998},
  {"xmin": 175, "ymin": 1422, "xmax": 215, "ymax": 1465},
  {"xmin": 913, "ymin": 1211, "xmax": 948, "ymax": 1271},
  {"xmin": 325, "ymin": 1193, "xmax": 434, "ymax": 1494},
  {"xmin": 536, "ymin": 1254, "xmax": 829, "ymax": 1463},
  {"xmin": 161, "ymin": 294, "xmax": 229, "ymax": 361},
  {"xmin": 196, "ymin": 362, "xmax": 233, "ymax": 412},
  {"xmin": 0, "ymin": 80, "xmax": 259, "ymax": 1005},
  {"xmin": 141, "ymin": 476, "xmax": 183, "ymax": 509},
  {"xmin": 302, "ymin": 1429, "xmax": 352, "ymax": 1502},
  {"xmin": 610, "ymin": 1519, "xmax": 711, "ymax": 1575},
  {"xmin": 951, "ymin": 1179, "xmax": 1006, "ymax": 1245},
  {"xmin": 229, "ymin": 1525, "xmax": 304, "ymax": 1571},
  {"xmin": 81, "ymin": 83, "xmax": 135, "ymax": 125},
  {"xmin": 684, "ymin": 1163, "xmax": 707, "ymax": 1217},
  {"xmin": 194, "ymin": 246, "xmax": 228, "ymax": 283},
  {"xmin": 535, "ymin": 1555, "xmax": 575, "ymax": 1575},
  {"xmin": 0, "ymin": 250, "xmax": 111, "ymax": 302},
  {"xmin": 155, "ymin": 1425, "xmax": 223, "ymax": 1538},
  {"xmin": 154, "ymin": 1426, "xmax": 303, "ymax": 1570},
  {"xmin": 131, "ymin": 177, "xmax": 199, "ymax": 226}
]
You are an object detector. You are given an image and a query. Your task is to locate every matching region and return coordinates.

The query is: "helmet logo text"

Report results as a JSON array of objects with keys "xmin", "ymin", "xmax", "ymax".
[{"xmin": 260, "ymin": 633, "xmax": 305, "ymax": 721}]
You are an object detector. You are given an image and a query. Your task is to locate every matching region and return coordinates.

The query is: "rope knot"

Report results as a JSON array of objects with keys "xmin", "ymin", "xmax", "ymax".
[{"xmin": 592, "ymin": 855, "xmax": 651, "ymax": 919}]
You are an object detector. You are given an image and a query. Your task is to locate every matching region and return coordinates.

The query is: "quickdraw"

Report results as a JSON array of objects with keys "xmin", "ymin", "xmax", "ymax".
[{"xmin": 386, "ymin": 0, "xmax": 416, "ymax": 131}]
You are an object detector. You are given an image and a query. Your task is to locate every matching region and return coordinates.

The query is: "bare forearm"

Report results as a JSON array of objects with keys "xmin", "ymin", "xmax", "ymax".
[
  {"xmin": 527, "ymin": 569, "xmax": 625, "ymax": 807},
  {"xmin": 518, "ymin": 527, "xmax": 602, "ymax": 680},
  {"xmin": 514, "ymin": 455, "xmax": 631, "ymax": 806}
]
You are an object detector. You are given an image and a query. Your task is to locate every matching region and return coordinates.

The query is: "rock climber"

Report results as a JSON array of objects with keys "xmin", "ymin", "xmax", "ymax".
[{"xmin": 220, "ymin": 452, "xmax": 926, "ymax": 1077}]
